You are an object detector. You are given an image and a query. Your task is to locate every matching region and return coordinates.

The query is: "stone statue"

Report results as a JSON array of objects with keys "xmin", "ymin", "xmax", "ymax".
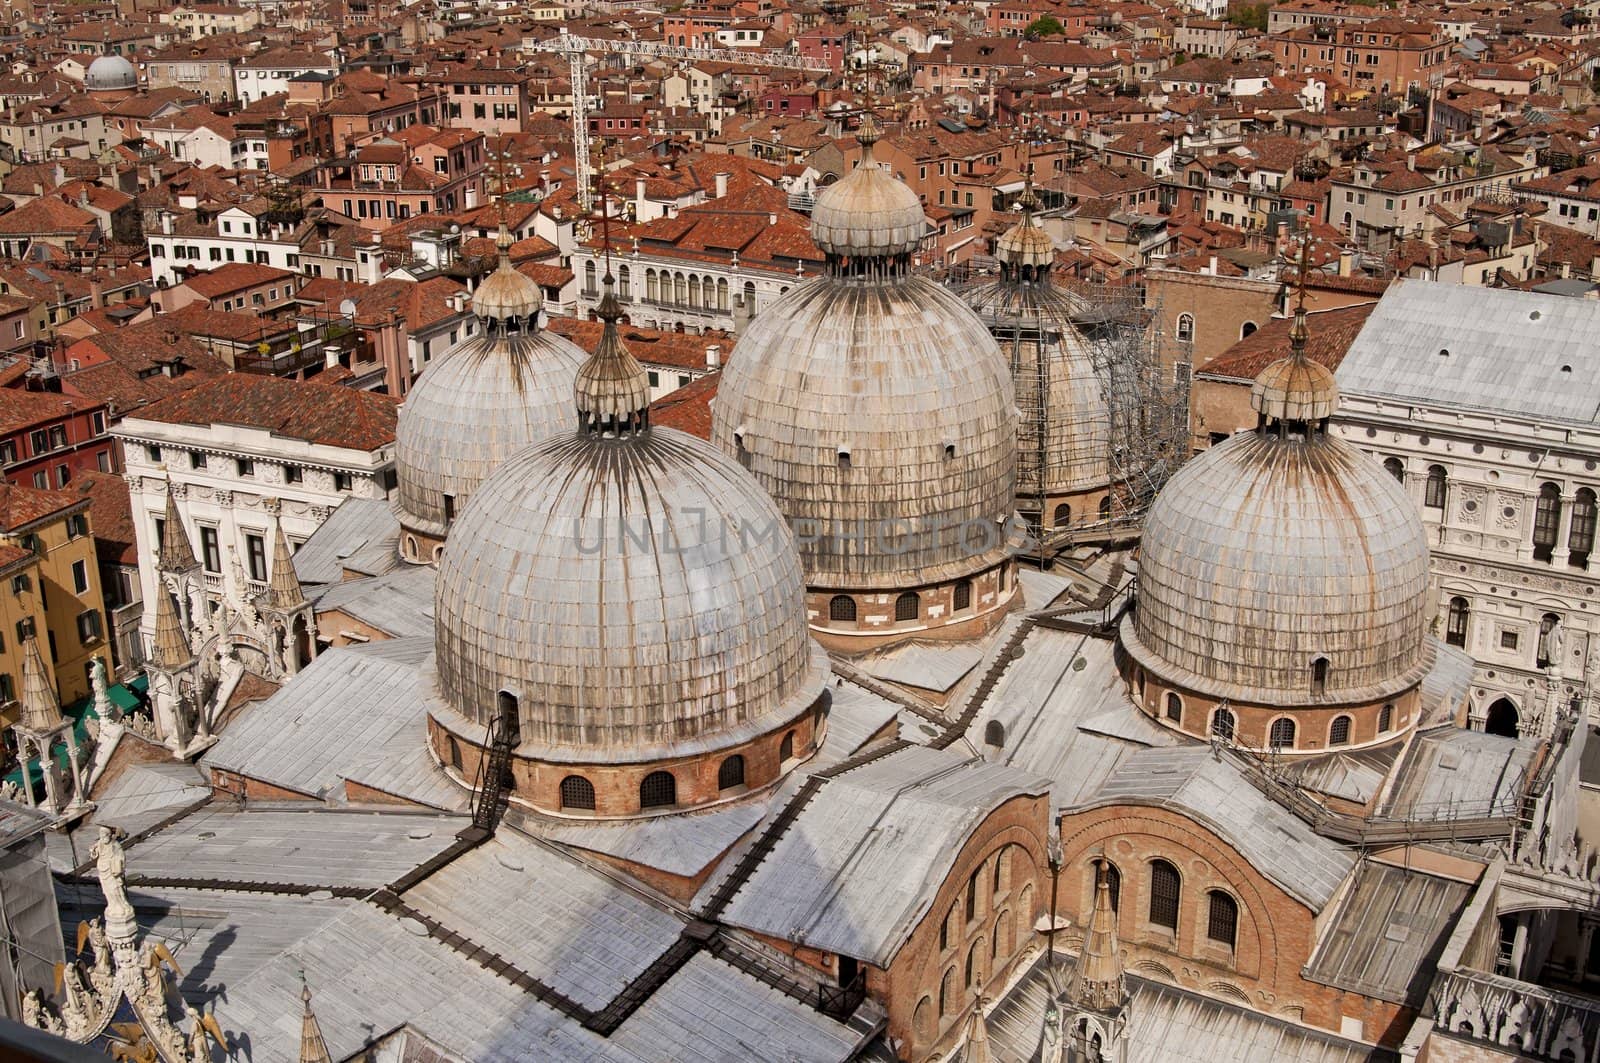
[
  {"xmin": 1546, "ymin": 617, "xmax": 1565, "ymax": 670},
  {"xmin": 23, "ymin": 988, "xmax": 60, "ymax": 1034},
  {"xmin": 1499, "ymin": 995, "xmax": 1532, "ymax": 1048},
  {"xmin": 90, "ymin": 658, "xmax": 118, "ymax": 723},
  {"xmin": 91, "ymin": 826, "xmax": 136, "ymax": 940},
  {"xmin": 181, "ymin": 1003, "xmax": 225, "ymax": 1063},
  {"xmin": 1552, "ymin": 1011, "xmax": 1587, "ymax": 1061},
  {"xmin": 58, "ymin": 962, "xmax": 92, "ymax": 1037}
]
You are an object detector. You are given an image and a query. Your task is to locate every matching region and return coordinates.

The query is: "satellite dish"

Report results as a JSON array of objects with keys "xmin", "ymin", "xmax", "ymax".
[{"xmin": 338, "ymin": 298, "xmax": 357, "ymax": 317}]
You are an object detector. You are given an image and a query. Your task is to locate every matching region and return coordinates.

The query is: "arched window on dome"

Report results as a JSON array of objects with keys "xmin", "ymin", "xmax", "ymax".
[
  {"xmin": 559, "ymin": 775, "xmax": 595, "ymax": 811},
  {"xmin": 1329, "ymin": 715, "xmax": 1352, "ymax": 746},
  {"xmin": 1383, "ymin": 457, "xmax": 1405, "ymax": 484},
  {"xmin": 954, "ymin": 579, "xmax": 972, "ymax": 611},
  {"xmin": 779, "ymin": 730, "xmax": 796, "ymax": 764},
  {"xmin": 895, "ymin": 592, "xmax": 920, "ymax": 622},
  {"xmin": 829, "ymin": 595, "xmax": 856, "ymax": 623},
  {"xmin": 1534, "ymin": 483, "xmax": 1562, "ymax": 562},
  {"xmin": 1571, "ymin": 488, "xmax": 1597, "ymax": 569},
  {"xmin": 1425, "ymin": 465, "xmax": 1448, "ymax": 510},
  {"xmin": 618, "ymin": 264, "xmax": 631, "ymax": 299},
  {"xmin": 1207, "ymin": 891, "xmax": 1238, "ymax": 948},
  {"xmin": 1379, "ymin": 703, "xmax": 1394, "ymax": 732},
  {"xmin": 1175, "ymin": 313, "xmax": 1194, "ymax": 343},
  {"xmin": 1446, "ymin": 597, "xmax": 1469, "ymax": 648},
  {"xmin": 1311, "ymin": 656, "xmax": 1329, "ymax": 696},
  {"xmin": 1164, "ymin": 692, "xmax": 1182, "ymax": 723},
  {"xmin": 1149, "ymin": 859, "xmax": 1180, "ymax": 931},
  {"xmin": 1240, "ymin": 321, "xmax": 1258, "ymax": 339},
  {"xmin": 1210, "ymin": 707, "xmax": 1235, "ymax": 741},
  {"xmin": 583, "ymin": 260, "xmax": 596, "ymax": 297},
  {"xmin": 639, "ymin": 771, "xmax": 677, "ymax": 809},
  {"xmin": 1098, "ymin": 496, "xmax": 1113, "ymax": 519},
  {"xmin": 1269, "ymin": 717, "xmax": 1297, "ymax": 750},
  {"xmin": 717, "ymin": 754, "xmax": 745, "ymax": 791},
  {"xmin": 939, "ymin": 967, "xmax": 955, "ymax": 1015},
  {"xmin": 1053, "ymin": 503, "xmax": 1071, "ymax": 527},
  {"xmin": 965, "ymin": 939, "xmax": 983, "ymax": 988}
]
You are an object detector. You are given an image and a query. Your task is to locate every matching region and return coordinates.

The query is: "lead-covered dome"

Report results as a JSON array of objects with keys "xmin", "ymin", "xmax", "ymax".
[
  {"xmin": 966, "ymin": 189, "xmax": 1112, "ymax": 512},
  {"xmin": 85, "ymin": 54, "xmax": 136, "ymax": 92},
  {"xmin": 809, "ymin": 115, "xmax": 926, "ymax": 259},
  {"xmin": 395, "ymin": 228, "xmax": 584, "ymax": 560},
  {"xmin": 1125, "ymin": 337, "xmax": 1430, "ymax": 707},
  {"xmin": 434, "ymin": 283, "xmax": 827, "ymax": 768},
  {"xmin": 713, "ymin": 117, "xmax": 1016, "ymax": 599}
]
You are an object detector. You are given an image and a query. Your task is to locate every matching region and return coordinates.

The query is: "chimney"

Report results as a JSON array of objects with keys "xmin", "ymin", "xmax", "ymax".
[
  {"xmin": 1207, "ymin": 255, "xmax": 1217, "ymax": 275},
  {"xmin": 30, "ymin": 182, "xmax": 41, "ymax": 197},
  {"xmin": 160, "ymin": 211, "xmax": 174, "ymax": 235},
  {"xmin": 705, "ymin": 344, "xmax": 721, "ymax": 369},
  {"xmin": 52, "ymin": 162, "xmax": 63, "ymax": 188},
  {"xmin": 768, "ymin": 212, "xmax": 777, "ymax": 226},
  {"xmin": 163, "ymin": 329, "xmax": 178, "ymax": 346},
  {"xmin": 1406, "ymin": 153, "xmax": 1416, "ymax": 172},
  {"xmin": 1338, "ymin": 249, "xmax": 1355, "ymax": 277},
  {"xmin": 90, "ymin": 279, "xmax": 103, "ymax": 309},
  {"xmin": 714, "ymin": 171, "xmax": 729, "ymax": 198}
]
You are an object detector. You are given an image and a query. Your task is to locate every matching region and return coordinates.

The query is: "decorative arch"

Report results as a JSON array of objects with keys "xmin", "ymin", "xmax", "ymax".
[
  {"xmin": 559, "ymin": 775, "xmax": 595, "ymax": 811},
  {"xmin": 829, "ymin": 594, "xmax": 856, "ymax": 623},
  {"xmin": 1268, "ymin": 716, "xmax": 1297, "ymax": 750},
  {"xmin": 1175, "ymin": 312, "xmax": 1194, "ymax": 342},
  {"xmin": 1164, "ymin": 691, "xmax": 1183, "ymax": 723},
  {"xmin": 639, "ymin": 771, "xmax": 676, "ymax": 809},
  {"xmin": 1485, "ymin": 697, "xmax": 1520, "ymax": 739},
  {"xmin": 1329, "ymin": 714, "xmax": 1352, "ymax": 746}
]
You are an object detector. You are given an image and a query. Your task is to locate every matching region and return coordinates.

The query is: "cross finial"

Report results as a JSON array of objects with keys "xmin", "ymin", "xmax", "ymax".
[
  {"xmin": 1289, "ymin": 233, "xmax": 1312, "ymax": 357},
  {"xmin": 596, "ymin": 140, "xmax": 613, "ymax": 279}
]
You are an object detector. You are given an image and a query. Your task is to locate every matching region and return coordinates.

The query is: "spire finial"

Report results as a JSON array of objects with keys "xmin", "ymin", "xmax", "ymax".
[
  {"xmin": 1069, "ymin": 859, "xmax": 1127, "ymax": 1013},
  {"xmin": 298, "ymin": 970, "xmax": 333, "ymax": 1063},
  {"xmin": 596, "ymin": 140, "xmax": 613, "ymax": 279},
  {"xmin": 1289, "ymin": 235, "xmax": 1312, "ymax": 360}
]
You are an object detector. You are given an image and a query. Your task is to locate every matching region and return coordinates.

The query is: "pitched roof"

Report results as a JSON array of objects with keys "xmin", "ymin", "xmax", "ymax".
[
  {"xmin": 126, "ymin": 373, "xmax": 398, "ymax": 451},
  {"xmin": 0, "ymin": 481, "xmax": 82, "ymax": 532},
  {"xmin": 1198, "ymin": 303, "xmax": 1379, "ymax": 381},
  {"xmin": 73, "ymin": 470, "xmax": 136, "ymax": 566}
]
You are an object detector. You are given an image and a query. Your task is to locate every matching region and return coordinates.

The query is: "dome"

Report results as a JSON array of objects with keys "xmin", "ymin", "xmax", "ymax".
[
  {"xmin": 471, "ymin": 253, "xmax": 542, "ymax": 321},
  {"xmin": 993, "ymin": 211, "xmax": 1056, "ymax": 272},
  {"xmin": 435, "ymin": 285, "xmax": 826, "ymax": 764},
  {"xmin": 809, "ymin": 117, "xmax": 927, "ymax": 260},
  {"xmin": 85, "ymin": 54, "xmax": 136, "ymax": 92},
  {"xmin": 1251, "ymin": 351, "xmax": 1339, "ymax": 423},
  {"xmin": 714, "ymin": 277, "xmax": 1016, "ymax": 589},
  {"xmin": 1126, "ymin": 359, "xmax": 1430, "ymax": 706},
  {"xmin": 394, "ymin": 230, "xmax": 584, "ymax": 550}
]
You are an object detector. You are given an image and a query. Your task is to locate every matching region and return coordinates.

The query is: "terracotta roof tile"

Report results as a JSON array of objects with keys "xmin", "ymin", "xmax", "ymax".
[
  {"xmin": 126, "ymin": 372, "xmax": 398, "ymax": 451},
  {"xmin": 73, "ymin": 470, "xmax": 135, "ymax": 566},
  {"xmin": 1198, "ymin": 303, "xmax": 1378, "ymax": 381},
  {"xmin": 0, "ymin": 481, "xmax": 81, "ymax": 532}
]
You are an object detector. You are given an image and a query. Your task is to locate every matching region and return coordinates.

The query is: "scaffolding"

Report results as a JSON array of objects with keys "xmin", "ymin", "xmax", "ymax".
[{"xmin": 951, "ymin": 266, "xmax": 1186, "ymax": 562}]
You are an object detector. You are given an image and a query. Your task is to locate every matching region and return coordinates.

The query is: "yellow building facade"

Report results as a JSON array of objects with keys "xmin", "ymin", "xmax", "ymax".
[{"xmin": 0, "ymin": 485, "xmax": 111, "ymax": 710}]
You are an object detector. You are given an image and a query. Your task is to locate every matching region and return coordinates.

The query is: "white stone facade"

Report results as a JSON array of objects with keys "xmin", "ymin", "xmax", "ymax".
[
  {"xmin": 1334, "ymin": 398, "xmax": 1600, "ymax": 738},
  {"xmin": 571, "ymin": 247, "xmax": 809, "ymax": 336},
  {"xmin": 113, "ymin": 418, "xmax": 394, "ymax": 653}
]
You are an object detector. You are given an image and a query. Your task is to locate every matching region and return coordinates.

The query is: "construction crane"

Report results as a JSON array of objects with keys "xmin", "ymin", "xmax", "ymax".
[{"xmin": 554, "ymin": 28, "xmax": 834, "ymax": 213}]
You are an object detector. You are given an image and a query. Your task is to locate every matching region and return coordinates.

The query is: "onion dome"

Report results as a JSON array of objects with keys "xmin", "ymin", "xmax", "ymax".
[
  {"xmin": 1125, "ymin": 304, "xmax": 1429, "ymax": 707},
  {"xmin": 809, "ymin": 114, "xmax": 928, "ymax": 261},
  {"xmin": 713, "ymin": 118, "xmax": 1016, "ymax": 593},
  {"xmin": 434, "ymin": 275, "xmax": 827, "ymax": 767},
  {"xmin": 992, "ymin": 183, "xmax": 1056, "ymax": 273},
  {"xmin": 394, "ymin": 224, "xmax": 584, "ymax": 557},
  {"xmin": 85, "ymin": 54, "xmax": 136, "ymax": 92}
]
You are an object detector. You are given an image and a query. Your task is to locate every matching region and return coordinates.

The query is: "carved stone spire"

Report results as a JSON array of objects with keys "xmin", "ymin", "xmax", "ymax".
[
  {"xmin": 17, "ymin": 635, "xmax": 61, "ymax": 733},
  {"xmin": 1071, "ymin": 861, "xmax": 1127, "ymax": 1013},
  {"xmin": 265, "ymin": 521, "xmax": 305, "ymax": 611},
  {"xmin": 158, "ymin": 483, "xmax": 198, "ymax": 574},
  {"xmin": 962, "ymin": 998, "xmax": 993, "ymax": 1063},
  {"xmin": 151, "ymin": 586, "xmax": 193, "ymax": 671},
  {"xmin": 299, "ymin": 977, "xmax": 332, "ymax": 1063}
]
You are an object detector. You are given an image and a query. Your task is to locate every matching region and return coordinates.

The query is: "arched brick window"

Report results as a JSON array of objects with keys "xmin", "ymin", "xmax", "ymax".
[
  {"xmin": 1164, "ymin": 692, "xmax": 1182, "ymax": 723},
  {"xmin": 639, "ymin": 771, "xmax": 676, "ymax": 809},
  {"xmin": 954, "ymin": 579, "xmax": 972, "ymax": 611},
  {"xmin": 829, "ymin": 594, "xmax": 856, "ymax": 622},
  {"xmin": 559, "ymin": 775, "xmax": 595, "ymax": 811},
  {"xmin": 1210, "ymin": 707, "xmax": 1235, "ymax": 741},
  {"xmin": 1329, "ymin": 715, "xmax": 1351, "ymax": 746},
  {"xmin": 895, "ymin": 592, "xmax": 920, "ymax": 621},
  {"xmin": 1378, "ymin": 702, "xmax": 1394, "ymax": 732},
  {"xmin": 779, "ymin": 730, "xmax": 796, "ymax": 763},
  {"xmin": 717, "ymin": 754, "xmax": 745, "ymax": 791},
  {"xmin": 1149, "ymin": 859, "xmax": 1180, "ymax": 931},
  {"xmin": 1269, "ymin": 716, "xmax": 1297, "ymax": 750},
  {"xmin": 1207, "ymin": 890, "xmax": 1238, "ymax": 948}
]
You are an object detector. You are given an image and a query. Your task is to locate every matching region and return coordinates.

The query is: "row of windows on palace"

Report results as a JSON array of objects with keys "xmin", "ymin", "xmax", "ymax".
[
  {"xmin": 579, "ymin": 261, "xmax": 775, "ymax": 315},
  {"xmin": 1381, "ymin": 458, "xmax": 1599, "ymax": 569},
  {"xmin": 144, "ymin": 444, "xmax": 368, "ymax": 494}
]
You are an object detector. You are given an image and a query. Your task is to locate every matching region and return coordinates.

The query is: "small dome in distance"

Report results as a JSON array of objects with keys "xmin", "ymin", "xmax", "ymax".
[
  {"xmin": 471, "ymin": 226, "xmax": 542, "ymax": 321},
  {"xmin": 1250, "ymin": 317, "xmax": 1339, "ymax": 422},
  {"xmin": 85, "ymin": 54, "xmax": 137, "ymax": 92}
]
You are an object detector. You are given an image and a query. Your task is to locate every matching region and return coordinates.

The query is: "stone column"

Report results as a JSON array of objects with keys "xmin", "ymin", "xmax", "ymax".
[{"xmin": 1510, "ymin": 914, "xmax": 1530, "ymax": 980}]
